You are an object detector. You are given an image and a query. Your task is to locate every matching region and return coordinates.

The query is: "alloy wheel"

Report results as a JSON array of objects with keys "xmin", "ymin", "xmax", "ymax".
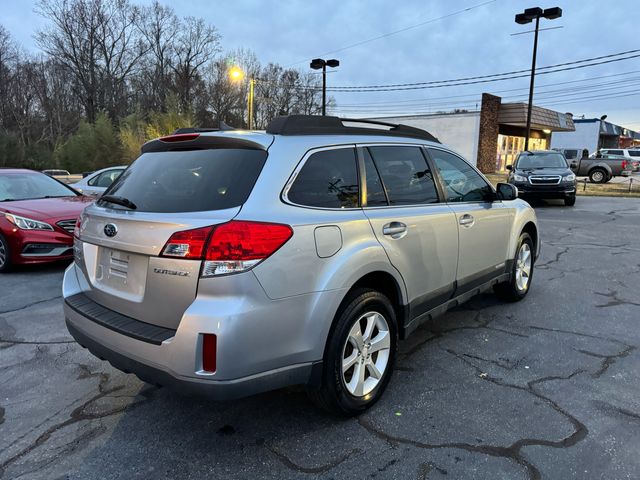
[
  {"xmin": 515, "ymin": 243, "xmax": 532, "ymax": 292},
  {"xmin": 341, "ymin": 311, "xmax": 391, "ymax": 397},
  {"xmin": 0, "ymin": 238, "xmax": 6, "ymax": 268}
]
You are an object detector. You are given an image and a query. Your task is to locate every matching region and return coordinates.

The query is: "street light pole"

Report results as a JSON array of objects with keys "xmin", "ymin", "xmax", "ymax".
[
  {"xmin": 524, "ymin": 14, "xmax": 540, "ymax": 151},
  {"xmin": 515, "ymin": 7, "xmax": 562, "ymax": 151},
  {"xmin": 248, "ymin": 78, "xmax": 255, "ymax": 130},
  {"xmin": 321, "ymin": 63, "xmax": 327, "ymax": 116},
  {"xmin": 310, "ymin": 58, "xmax": 339, "ymax": 115}
]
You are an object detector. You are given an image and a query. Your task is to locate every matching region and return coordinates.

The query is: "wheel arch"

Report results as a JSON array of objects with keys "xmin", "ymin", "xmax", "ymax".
[{"xmin": 310, "ymin": 269, "xmax": 407, "ymax": 386}]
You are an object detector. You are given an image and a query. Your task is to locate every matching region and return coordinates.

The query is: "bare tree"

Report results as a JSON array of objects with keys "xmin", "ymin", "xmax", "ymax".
[
  {"xmin": 35, "ymin": 0, "xmax": 145, "ymax": 122},
  {"xmin": 172, "ymin": 16, "xmax": 221, "ymax": 111},
  {"xmin": 136, "ymin": 0, "xmax": 178, "ymax": 112}
]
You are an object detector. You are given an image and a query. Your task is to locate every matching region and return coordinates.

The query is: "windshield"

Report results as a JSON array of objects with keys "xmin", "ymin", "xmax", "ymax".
[
  {"xmin": 0, "ymin": 172, "xmax": 78, "ymax": 201},
  {"xmin": 100, "ymin": 148, "xmax": 267, "ymax": 213},
  {"xmin": 516, "ymin": 153, "xmax": 568, "ymax": 169}
]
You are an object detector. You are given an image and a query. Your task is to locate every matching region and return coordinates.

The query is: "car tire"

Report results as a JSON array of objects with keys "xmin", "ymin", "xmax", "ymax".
[
  {"xmin": 0, "ymin": 233, "xmax": 11, "ymax": 273},
  {"xmin": 588, "ymin": 168, "xmax": 607, "ymax": 184},
  {"xmin": 307, "ymin": 288, "xmax": 397, "ymax": 416},
  {"xmin": 494, "ymin": 232, "xmax": 534, "ymax": 302},
  {"xmin": 564, "ymin": 195, "xmax": 576, "ymax": 206}
]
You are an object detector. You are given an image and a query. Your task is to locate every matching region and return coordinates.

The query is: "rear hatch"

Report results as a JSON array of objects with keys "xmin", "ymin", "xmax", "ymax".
[{"xmin": 75, "ymin": 134, "xmax": 269, "ymax": 329}]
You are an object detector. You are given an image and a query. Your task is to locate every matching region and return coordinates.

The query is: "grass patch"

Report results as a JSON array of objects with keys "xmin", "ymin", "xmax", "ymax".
[{"xmin": 483, "ymin": 173, "xmax": 640, "ymax": 198}]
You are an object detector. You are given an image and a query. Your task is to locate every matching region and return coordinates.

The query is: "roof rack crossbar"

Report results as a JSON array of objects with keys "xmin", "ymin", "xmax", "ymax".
[{"xmin": 266, "ymin": 115, "xmax": 440, "ymax": 143}]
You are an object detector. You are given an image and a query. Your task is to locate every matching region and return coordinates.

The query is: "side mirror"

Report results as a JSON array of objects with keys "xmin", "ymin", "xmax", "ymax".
[
  {"xmin": 505, "ymin": 164, "xmax": 513, "ymax": 171},
  {"xmin": 496, "ymin": 182, "xmax": 518, "ymax": 201},
  {"xmin": 570, "ymin": 161, "xmax": 578, "ymax": 171}
]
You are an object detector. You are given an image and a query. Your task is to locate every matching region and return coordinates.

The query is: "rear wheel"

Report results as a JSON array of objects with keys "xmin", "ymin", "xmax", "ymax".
[
  {"xmin": 307, "ymin": 288, "xmax": 397, "ymax": 416},
  {"xmin": 0, "ymin": 234, "xmax": 11, "ymax": 273},
  {"xmin": 494, "ymin": 232, "xmax": 533, "ymax": 302},
  {"xmin": 589, "ymin": 168, "xmax": 607, "ymax": 184}
]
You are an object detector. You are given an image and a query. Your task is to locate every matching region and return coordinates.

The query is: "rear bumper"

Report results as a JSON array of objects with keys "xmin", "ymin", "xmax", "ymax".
[
  {"xmin": 62, "ymin": 262, "xmax": 341, "ymax": 400},
  {"xmin": 66, "ymin": 317, "xmax": 319, "ymax": 400}
]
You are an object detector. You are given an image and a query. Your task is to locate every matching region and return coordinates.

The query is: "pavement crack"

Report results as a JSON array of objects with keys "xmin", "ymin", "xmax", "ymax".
[
  {"xmin": 593, "ymin": 290, "xmax": 640, "ymax": 308},
  {"xmin": 0, "ymin": 367, "xmax": 158, "ymax": 476},
  {"xmin": 0, "ymin": 296, "xmax": 62, "ymax": 315},
  {"xmin": 263, "ymin": 441, "xmax": 359, "ymax": 474}
]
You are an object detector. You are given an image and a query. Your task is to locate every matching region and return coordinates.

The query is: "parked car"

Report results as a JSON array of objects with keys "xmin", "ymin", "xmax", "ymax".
[
  {"xmin": 581, "ymin": 152, "xmax": 635, "ymax": 183},
  {"xmin": 63, "ymin": 116, "xmax": 539, "ymax": 415},
  {"xmin": 0, "ymin": 169, "xmax": 93, "ymax": 272},
  {"xmin": 42, "ymin": 169, "xmax": 71, "ymax": 176},
  {"xmin": 552, "ymin": 147, "xmax": 589, "ymax": 162},
  {"xmin": 507, "ymin": 150, "xmax": 577, "ymax": 206},
  {"xmin": 72, "ymin": 166, "xmax": 126, "ymax": 197},
  {"xmin": 42, "ymin": 169, "xmax": 82, "ymax": 185}
]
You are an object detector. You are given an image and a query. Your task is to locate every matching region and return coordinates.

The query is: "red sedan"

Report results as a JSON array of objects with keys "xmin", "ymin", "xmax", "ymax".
[{"xmin": 0, "ymin": 169, "xmax": 93, "ymax": 272}]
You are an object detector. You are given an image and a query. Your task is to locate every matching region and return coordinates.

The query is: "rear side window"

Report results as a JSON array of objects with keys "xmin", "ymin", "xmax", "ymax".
[
  {"xmin": 367, "ymin": 146, "xmax": 439, "ymax": 205},
  {"xmin": 102, "ymin": 149, "xmax": 267, "ymax": 213},
  {"xmin": 287, "ymin": 148, "xmax": 359, "ymax": 208}
]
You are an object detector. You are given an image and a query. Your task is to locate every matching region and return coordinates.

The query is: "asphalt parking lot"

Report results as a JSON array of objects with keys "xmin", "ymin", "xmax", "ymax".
[{"xmin": 1, "ymin": 196, "xmax": 639, "ymax": 480}]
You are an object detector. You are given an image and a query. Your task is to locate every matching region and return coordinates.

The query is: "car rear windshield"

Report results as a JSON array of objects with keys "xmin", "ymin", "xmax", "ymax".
[
  {"xmin": 101, "ymin": 148, "xmax": 267, "ymax": 212},
  {"xmin": 516, "ymin": 153, "xmax": 568, "ymax": 169}
]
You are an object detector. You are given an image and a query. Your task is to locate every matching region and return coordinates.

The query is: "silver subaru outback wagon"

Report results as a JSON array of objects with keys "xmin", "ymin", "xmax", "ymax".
[{"xmin": 63, "ymin": 115, "xmax": 539, "ymax": 415}]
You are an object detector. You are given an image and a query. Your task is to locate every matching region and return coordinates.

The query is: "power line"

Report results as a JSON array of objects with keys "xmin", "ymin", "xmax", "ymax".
[
  {"xmin": 324, "ymin": 48, "xmax": 640, "ymax": 90},
  {"xmin": 332, "ymin": 71, "xmax": 640, "ymax": 107},
  {"xmin": 286, "ymin": 0, "xmax": 497, "ymax": 67}
]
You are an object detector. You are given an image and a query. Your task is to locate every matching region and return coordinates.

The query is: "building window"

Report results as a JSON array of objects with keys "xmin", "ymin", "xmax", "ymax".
[{"xmin": 496, "ymin": 134, "xmax": 548, "ymax": 171}]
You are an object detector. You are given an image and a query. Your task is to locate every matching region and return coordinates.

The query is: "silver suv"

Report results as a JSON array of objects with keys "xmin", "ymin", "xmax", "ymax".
[{"xmin": 63, "ymin": 116, "xmax": 539, "ymax": 415}]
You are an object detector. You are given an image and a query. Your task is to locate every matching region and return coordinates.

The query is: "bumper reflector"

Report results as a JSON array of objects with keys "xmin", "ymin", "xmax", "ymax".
[{"xmin": 202, "ymin": 334, "xmax": 217, "ymax": 373}]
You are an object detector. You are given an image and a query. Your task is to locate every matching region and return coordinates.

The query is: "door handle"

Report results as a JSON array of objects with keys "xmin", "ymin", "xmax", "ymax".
[
  {"xmin": 459, "ymin": 214, "xmax": 475, "ymax": 227},
  {"xmin": 382, "ymin": 222, "xmax": 407, "ymax": 239}
]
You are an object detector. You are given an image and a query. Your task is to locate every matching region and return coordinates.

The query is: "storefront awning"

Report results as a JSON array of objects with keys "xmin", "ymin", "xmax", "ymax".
[{"xmin": 497, "ymin": 103, "xmax": 575, "ymax": 132}]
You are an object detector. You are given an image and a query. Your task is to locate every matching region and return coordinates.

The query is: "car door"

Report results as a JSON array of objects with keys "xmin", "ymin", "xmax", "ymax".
[
  {"xmin": 360, "ymin": 145, "xmax": 458, "ymax": 321},
  {"xmin": 426, "ymin": 147, "xmax": 514, "ymax": 295}
]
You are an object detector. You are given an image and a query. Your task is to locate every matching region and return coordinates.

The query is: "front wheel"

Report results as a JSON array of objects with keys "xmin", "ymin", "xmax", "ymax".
[
  {"xmin": 0, "ymin": 234, "xmax": 11, "ymax": 273},
  {"xmin": 307, "ymin": 288, "xmax": 397, "ymax": 416},
  {"xmin": 494, "ymin": 232, "xmax": 534, "ymax": 302},
  {"xmin": 564, "ymin": 195, "xmax": 576, "ymax": 206}
]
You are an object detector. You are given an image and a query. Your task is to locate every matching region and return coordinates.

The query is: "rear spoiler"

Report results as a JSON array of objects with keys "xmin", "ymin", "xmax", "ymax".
[{"xmin": 141, "ymin": 134, "xmax": 267, "ymax": 153}]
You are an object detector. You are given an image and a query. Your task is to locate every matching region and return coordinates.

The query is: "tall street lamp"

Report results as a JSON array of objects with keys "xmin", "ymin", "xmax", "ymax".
[
  {"xmin": 229, "ymin": 66, "xmax": 256, "ymax": 130},
  {"xmin": 515, "ymin": 7, "xmax": 562, "ymax": 150},
  {"xmin": 310, "ymin": 58, "xmax": 339, "ymax": 116}
]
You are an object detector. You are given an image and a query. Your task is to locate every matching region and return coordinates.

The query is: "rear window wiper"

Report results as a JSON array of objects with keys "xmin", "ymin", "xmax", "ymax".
[{"xmin": 100, "ymin": 195, "xmax": 137, "ymax": 210}]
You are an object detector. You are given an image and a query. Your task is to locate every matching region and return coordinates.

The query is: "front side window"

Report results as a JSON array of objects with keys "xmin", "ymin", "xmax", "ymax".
[
  {"xmin": 287, "ymin": 148, "xmax": 359, "ymax": 208},
  {"xmin": 367, "ymin": 146, "xmax": 439, "ymax": 205},
  {"xmin": 428, "ymin": 149, "xmax": 493, "ymax": 203}
]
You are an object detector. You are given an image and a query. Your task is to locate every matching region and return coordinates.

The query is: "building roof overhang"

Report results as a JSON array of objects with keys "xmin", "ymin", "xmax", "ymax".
[{"xmin": 498, "ymin": 103, "xmax": 575, "ymax": 132}]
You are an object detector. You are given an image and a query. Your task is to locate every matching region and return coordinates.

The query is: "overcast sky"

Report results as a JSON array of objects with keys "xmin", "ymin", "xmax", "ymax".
[{"xmin": 2, "ymin": 0, "xmax": 638, "ymax": 130}]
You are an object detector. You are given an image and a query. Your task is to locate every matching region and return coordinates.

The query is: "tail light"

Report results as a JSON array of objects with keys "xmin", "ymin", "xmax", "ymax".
[
  {"xmin": 621, "ymin": 160, "xmax": 627, "ymax": 170},
  {"xmin": 160, "ymin": 221, "xmax": 293, "ymax": 277}
]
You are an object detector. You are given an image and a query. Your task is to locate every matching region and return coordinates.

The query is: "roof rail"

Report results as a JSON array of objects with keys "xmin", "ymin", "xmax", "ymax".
[
  {"xmin": 266, "ymin": 115, "xmax": 440, "ymax": 143},
  {"xmin": 173, "ymin": 121, "xmax": 236, "ymax": 134}
]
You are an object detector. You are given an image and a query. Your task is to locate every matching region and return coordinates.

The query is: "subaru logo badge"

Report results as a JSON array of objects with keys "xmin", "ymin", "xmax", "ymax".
[{"xmin": 104, "ymin": 223, "xmax": 118, "ymax": 237}]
